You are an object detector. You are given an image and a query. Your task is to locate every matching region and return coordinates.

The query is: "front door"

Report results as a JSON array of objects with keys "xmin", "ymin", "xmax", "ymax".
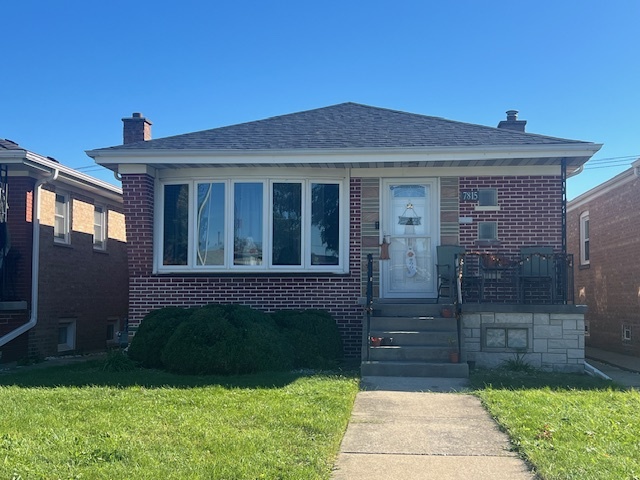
[{"xmin": 381, "ymin": 179, "xmax": 438, "ymax": 299}]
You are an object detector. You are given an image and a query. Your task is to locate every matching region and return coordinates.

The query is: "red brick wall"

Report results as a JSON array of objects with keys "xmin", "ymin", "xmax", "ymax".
[
  {"xmin": 29, "ymin": 186, "xmax": 128, "ymax": 358},
  {"xmin": 568, "ymin": 173, "xmax": 640, "ymax": 356},
  {"xmin": 122, "ymin": 174, "xmax": 365, "ymax": 357},
  {"xmin": 459, "ymin": 176, "xmax": 563, "ymax": 253}
]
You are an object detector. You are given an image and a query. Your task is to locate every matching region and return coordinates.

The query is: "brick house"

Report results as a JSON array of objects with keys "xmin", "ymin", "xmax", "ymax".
[
  {"xmin": 0, "ymin": 139, "xmax": 128, "ymax": 362},
  {"xmin": 568, "ymin": 158, "xmax": 640, "ymax": 357},
  {"xmin": 88, "ymin": 104, "xmax": 601, "ymax": 374}
]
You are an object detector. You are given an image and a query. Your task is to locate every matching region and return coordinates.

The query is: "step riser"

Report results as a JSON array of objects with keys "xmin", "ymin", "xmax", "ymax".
[
  {"xmin": 373, "ymin": 304, "xmax": 447, "ymax": 317},
  {"xmin": 367, "ymin": 332, "xmax": 456, "ymax": 346},
  {"xmin": 369, "ymin": 347, "xmax": 453, "ymax": 362},
  {"xmin": 361, "ymin": 361, "xmax": 469, "ymax": 378},
  {"xmin": 369, "ymin": 317, "xmax": 457, "ymax": 331}
]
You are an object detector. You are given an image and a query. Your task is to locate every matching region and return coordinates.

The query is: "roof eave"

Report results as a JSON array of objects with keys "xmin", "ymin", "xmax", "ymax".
[
  {"xmin": 88, "ymin": 143, "xmax": 602, "ymax": 166},
  {"xmin": 0, "ymin": 150, "xmax": 123, "ymax": 202}
]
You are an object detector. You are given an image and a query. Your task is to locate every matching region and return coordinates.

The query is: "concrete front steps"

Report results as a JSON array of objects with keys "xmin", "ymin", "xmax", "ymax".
[{"xmin": 361, "ymin": 302, "xmax": 469, "ymax": 378}]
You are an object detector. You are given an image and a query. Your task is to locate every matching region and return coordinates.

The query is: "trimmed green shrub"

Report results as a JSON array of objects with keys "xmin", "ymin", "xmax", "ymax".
[
  {"xmin": 271, "ymin": 309, "xmax": 343, "ymax": 369},
  {"xmin": 161, "ymin": 304, "xmax": 292, "ymax": 375},
  {"xmin": 128, "ymin": 307, "xmax": 193, "ymax": 367},
  {"xmin": 102, "ymin": 349, "xmax": 136, "ymax": 372}
]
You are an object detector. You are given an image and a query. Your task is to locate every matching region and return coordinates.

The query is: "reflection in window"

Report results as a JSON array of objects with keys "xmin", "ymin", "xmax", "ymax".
[
  {"xmin": 234, "ymin": 183, "xmax": 263, "ymax": 266},
  {"xmin": 197, "ymin": 183, "xmax": 225, "ymax": 265},
  {"xmin": 163, "ymin": 184, "xmax": 189, "ymax": 265},
  {"xmin": 272, "ymin": 183, "xmax": 302, "ymax": 266},
  {"xmin": 311, "ymin": 183, "xmax": 339, "ymax": 265}
]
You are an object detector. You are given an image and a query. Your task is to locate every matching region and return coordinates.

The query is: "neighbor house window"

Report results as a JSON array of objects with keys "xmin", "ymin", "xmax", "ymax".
[
  {"xmin": 54, "ymin": 193, "xmax": 70, "ymax": 243},
  {"xmin": 58, "ymin": 319, "xmax": 76, "ymax": 352},
  {"xmin": 93, "ymin": 205, "xmax": 106, "ymax": 250},
  {"xmin": 159, "ymin": 177, "xmax": 346, "ymax": 272},
  {"xmin": 580, "ymin": 211, "xmax": 590, "ymax": 265}
]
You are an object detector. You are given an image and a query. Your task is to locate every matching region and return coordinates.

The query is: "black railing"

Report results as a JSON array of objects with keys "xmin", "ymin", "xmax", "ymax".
[
  {"xmin": 457, "ymin": 252, "xmax": 574, "ymax": 305},
  {"xmin": 364, "ymin": 253, "xmax": 374, "ymax": 361}
]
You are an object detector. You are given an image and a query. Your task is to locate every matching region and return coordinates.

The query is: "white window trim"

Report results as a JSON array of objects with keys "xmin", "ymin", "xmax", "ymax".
[
  {"xmin": 93, "ymin": 205, "xmax": 107, "ymax": 250},
  {"xmin": 58, "ymin": 319, "xmax": 76, "ymax": 352},
  {"xmin": 155, "ymin": 174, "xmax": 349, "ymax": 274},
  {"xmin": 579, "ymin": 211, "xmax": 590, "ymax": 265},
  {"xmin": 54, "ymin": 192, "xmax": 71, "ymax": 244}
]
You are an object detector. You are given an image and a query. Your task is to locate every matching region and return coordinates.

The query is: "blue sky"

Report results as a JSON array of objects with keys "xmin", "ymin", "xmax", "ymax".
[{"xmin": 2, "ymin": 1, "xmax": 638, "ymax": 199}]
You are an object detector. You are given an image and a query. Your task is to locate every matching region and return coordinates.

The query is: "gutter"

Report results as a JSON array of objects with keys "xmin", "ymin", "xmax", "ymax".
[{"xmin": 0, "ymin": 168, "xmax": 59, "ymax": 348}]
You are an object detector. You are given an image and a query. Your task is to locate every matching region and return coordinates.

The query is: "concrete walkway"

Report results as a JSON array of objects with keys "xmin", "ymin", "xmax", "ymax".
[
  {"xmin": 333, "ymin": 348, "xmax": 640, "ymax": 479},
  {"xmin": 332, "ymin": 377, "xmax": 535, "ymax": 480},
  {"xmin": 585, "ymin": 346, "xmax": 640, "ymax": 388}
]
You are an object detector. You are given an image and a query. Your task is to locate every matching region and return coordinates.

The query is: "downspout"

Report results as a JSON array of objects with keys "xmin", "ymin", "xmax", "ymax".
[{"xmin": 0, "ymin": 168, "xmax": 59, "ymax": 347}]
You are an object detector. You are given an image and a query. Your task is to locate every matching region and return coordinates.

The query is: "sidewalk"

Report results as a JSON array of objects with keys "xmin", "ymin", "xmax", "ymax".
[
  {"xmin": 331, "ymin": 377, "xmax": 535, "ymax": 480},
  {"xmin": 585, "ymin": 346, "xmax": 640, "ymax": 388}
]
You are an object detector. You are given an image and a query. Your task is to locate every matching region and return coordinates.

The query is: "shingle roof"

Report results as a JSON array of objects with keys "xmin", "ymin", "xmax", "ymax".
[
  {"xmin": 0, "ymin": 139, "xmax": 23, "ymax": 150},
  {"xmin": 95, "ymin": 102, "xmax": 591, "ymax": 152}
]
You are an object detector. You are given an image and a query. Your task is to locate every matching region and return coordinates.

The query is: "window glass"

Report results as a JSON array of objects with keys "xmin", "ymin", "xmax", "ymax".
[
  {"xmin": 163, "ymin": 184, "xmax": 189, "ymax": 265},
  {"xmin": 54, "ymin": 194, "xmax": 68, "ymax": 242},
  {"xmin": 234, "ymin": 183, "xmax": 263, "ymax": 266},
  {"xmin": 272, "ymin": 183, "xmax": 302, "ymax": 266},
  {"xmin": 580, "ymin": 212, "xmax": 590, "ymax": 265},
  {"xmin": 93, "ymin": 206, "xmax": 106, "ymax": 249},
  {"xmin": 478, "ymin": 221, "xmax": 498, "ymax": 240},
  {"xmin": 478, "ymin": 189, "xmax": 498, "ymax": 207},
  {"xmin": 197, "ymin": 183, "xmax": 225, "ymax": 265},
  {"xmin": 311, "ymin": 183, "xmax": 339, "ymax": 265}
]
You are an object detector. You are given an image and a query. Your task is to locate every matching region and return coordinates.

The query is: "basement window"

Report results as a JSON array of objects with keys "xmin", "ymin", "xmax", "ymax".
[
  {"xmin": 58, "ymin": 319, "xmax": 76, "ymax": 352},
  {"xmin": 483, "ymin": 325, "xmax": 531, "ymax": 351},
  {"xmin": 622, "ymin": 325, "xmax": 632, "ymax": 343}
]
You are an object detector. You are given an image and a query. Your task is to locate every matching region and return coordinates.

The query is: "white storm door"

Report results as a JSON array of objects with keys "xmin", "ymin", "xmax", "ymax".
[{"xmin": 381, "ymin": 180, "xmax": 438, "ymax": 299}]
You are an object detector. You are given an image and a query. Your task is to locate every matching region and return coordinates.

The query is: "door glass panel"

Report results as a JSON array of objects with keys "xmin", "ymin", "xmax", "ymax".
[
  {"xmin": 197, "ymin": 183, "xmax": 225, "ymax": 265},
  {"xmin": 383, "ymin": 183, "xmax": 435, "ymax": 298},
  {"xmin": 387, "ymin": 237, "xmax": 433, "ymax": 293},
  {"xmin": 234, "ymin": 183, "xmax": 263, "ymax": 266},
  {"xmin": 272, "ymin": 183, "xmax": 302, "ymax": 266},
  {"xmin": 311, "ymin": 183, "xmax": 339, "ymax": 265}
]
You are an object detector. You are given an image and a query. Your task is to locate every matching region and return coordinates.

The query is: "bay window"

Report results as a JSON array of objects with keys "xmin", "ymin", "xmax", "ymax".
[{"xmin": 159, "ymin": 177, "xmax": 346, "ymax": 272}]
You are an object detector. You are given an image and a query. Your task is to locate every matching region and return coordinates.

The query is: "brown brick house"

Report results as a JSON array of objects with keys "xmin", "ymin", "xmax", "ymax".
[
  {"xmin": 568, "ymin": 159, "xmax": 640, "ymax": 357},
  {"xmin": 88, "ymin": 104, "xmax": 601, "ymax": 374},
  {"xmin": 0, "ymin": 139, "xmax": 128, "ymax": 362}
]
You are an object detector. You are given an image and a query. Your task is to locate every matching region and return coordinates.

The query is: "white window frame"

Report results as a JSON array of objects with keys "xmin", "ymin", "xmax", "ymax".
[
  {"xmin": 579, "ymin": 211, "xmax": 590, "ymax": 266},
  {"xmin": 156, "ymin": 175, "xmax": 348, "ymax": 274},
  {"xmin": 57, "ymin": 319, "xmax": 76, "ymax": 352},
  {"xmin": 54, "ymin": 192, "xmax": 71, "ymax": 244},
  {"xmin": 93, "ymin": 205, "xmax": 107, "ymax": 250}
]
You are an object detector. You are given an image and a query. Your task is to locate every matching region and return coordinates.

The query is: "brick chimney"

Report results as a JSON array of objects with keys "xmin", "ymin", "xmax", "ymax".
[
  {"xmin": 122, "ymin": 112, "xmax": 152, "ymax": 144},
  {"xmin": 497, "ymin": 110, "xmax": 527, "ymax": 132}
]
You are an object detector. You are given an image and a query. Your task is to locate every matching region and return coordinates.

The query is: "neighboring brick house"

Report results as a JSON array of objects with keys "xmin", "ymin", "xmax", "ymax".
[
  {"xmin": 0, "ymin": 139, "xmax": 128, "ymax": 362},
  {"xmin": 568, "ymin": 159, "xmax": 640, "ymax": 357},
  {"xmin": 88, "ymin": 104, "xmax": 601, "ymax": 372}
]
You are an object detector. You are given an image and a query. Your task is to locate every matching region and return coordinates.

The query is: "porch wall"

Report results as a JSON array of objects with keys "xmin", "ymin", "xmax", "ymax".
[{"xmin": 461, "ymin": 306, "xmax": 586, "ymax": 373}]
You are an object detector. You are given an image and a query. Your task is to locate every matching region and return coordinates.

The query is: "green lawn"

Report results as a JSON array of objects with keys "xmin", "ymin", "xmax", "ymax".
[
  {"xmin": 0, "ymin": 360, "xmax": 359, "ymax": 479},
  {"xmin": 471, "ymin": 369, "xmax": 640, "ymax": 480}
]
